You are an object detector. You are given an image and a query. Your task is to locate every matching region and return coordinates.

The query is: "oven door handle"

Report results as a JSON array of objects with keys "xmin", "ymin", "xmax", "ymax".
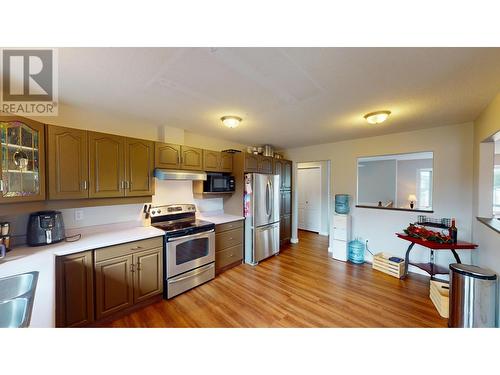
[
  {"xmin": 167, "ymin": 229, "xmax": 215, "ymax": 242},
  {"xmin": 169, "ymin": 263, "xmax": 214, "ymax": 283}
]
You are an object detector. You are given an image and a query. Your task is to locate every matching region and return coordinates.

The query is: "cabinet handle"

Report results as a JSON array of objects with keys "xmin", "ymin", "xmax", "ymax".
[
  {"xmin": 125, "ymin": 181, "xmax": 130, "ymax": 189},
  {"xmin": 136, "ymin": 262, "xmax": 141, "ymax": 271},
  {"xmin": 178, "ymin": 153, "xmax": 181, "ymax": 165},
  {"xmin": 81, "ymin": 180, "xmax": 88, "ymax": 190},
  {"xmin": 130, "ymin": 263, "xmax": 135, "ymax": 273},
  {"xmin": 130, "ymin": 246, "xmax": 143, "ymax": 250},
  {"xmin": 0, "ymin": 180, "xmax": 3, "ymax": 192}
]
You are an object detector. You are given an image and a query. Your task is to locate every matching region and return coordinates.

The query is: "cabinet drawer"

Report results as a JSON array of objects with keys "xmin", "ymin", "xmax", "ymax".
[
  {"xmin": 215, "ymin": 227, "xmax": 243, "ymax": 251},
  {"xmin": 215, "ymin": 244, "xmax": 243, "ymax": 270},
  {"xmin": 215, "ymin": 220, "xmax": 243, "ymax": 233},
  {"xmin": 95, "ymin": 236, "xmax": 163, "ymax": 262}
]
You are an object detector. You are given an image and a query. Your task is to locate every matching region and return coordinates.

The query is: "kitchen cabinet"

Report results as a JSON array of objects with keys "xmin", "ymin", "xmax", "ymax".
[
  {"xmin": 280, "ymin": 215, "xmax": 292, "ymax": 246},
  {"xmin": 203, "ymin": 150, "xmax": 234, "ymax": 173},
  {"xmin": 203, "ymin": 149, "xmax": 221, "ymax": 172},
  {"xmin": 95, "ymin": 254, "xmax": 135, "ymax": 319},
  {"xmin": 125, "ymin": 138, "xmax": 154, "ymax": 197},
  {"xmin": 47, "ymin": 125, "xmax": 89, "ymax": 200},
  {"xmin": 94, "ymin": 237, "xmax": 163, "ymax": 320},
  {"xmin": 215, "ymin": 220, "xmax": 243, "ymax": 274},
  {"xmin": 132, "ymin": 248, "xmax": 163, "ymax": 303},
  {"xmin": 274, "ymin": 159, "xmax": 292, "ymax": 190},
  {"xmin": 0, "ymin": 117, "xmax": 45, "ymax": 203},
  {"xmin": 259, "ymin": 156, "xmax": 274, "ymax": 174},
  {"xmin": 155, "ymin": 142, "xmax": 181, "ymax": 169},
  {"xmin": 281, "ymin": 190, "xmax": 291, "ymax": 216},
  {"xmin": 220, "ymin": 152, "xmax": 233, "ymax": 172},
  {"xmin": 55, "ymin": 251, "xmax": 94, "ymax": 327},
  {"xmin": 181, "ymin": 145, "xmax": 203, "ymax": 170},
  {"xmin": 88, "ymin": 132, "xmax": 125, "ymax": 198}
]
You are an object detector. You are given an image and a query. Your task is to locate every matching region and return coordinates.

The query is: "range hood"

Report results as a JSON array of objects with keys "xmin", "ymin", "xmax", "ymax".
[{"xmin": 154, "ymin": 169, "xmax": 207, "ymax": 181}]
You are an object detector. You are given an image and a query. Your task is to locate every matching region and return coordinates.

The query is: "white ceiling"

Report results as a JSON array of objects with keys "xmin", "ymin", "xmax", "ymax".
[{"xmin": 57, "ymin": 47, "xmax": 500, "ymax": 148}]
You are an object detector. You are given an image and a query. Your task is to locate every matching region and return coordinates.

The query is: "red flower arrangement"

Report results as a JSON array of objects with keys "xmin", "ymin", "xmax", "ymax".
[{"xmin": 403, "ymin": 224, "xmax": 452, "ymax": 244}]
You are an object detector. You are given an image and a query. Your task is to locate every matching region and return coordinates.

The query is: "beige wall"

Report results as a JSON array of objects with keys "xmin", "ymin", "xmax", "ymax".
[
  {"xmin": 471, "ymin": 92, "xmax": 500, "ymax": 325},
  {"xmin": 284, "ymin": 122, "xmax": 474, "ymax": 274}
]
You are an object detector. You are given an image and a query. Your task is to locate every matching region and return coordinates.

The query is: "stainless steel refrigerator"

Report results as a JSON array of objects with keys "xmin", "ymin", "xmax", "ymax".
[{"xmin": 244, "ymin": 173, "xmax": 280, "ymax": 265}]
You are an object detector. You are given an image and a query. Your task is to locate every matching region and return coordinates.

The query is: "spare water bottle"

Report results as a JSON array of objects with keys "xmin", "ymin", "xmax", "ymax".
[{"xmin": 348, "ymin": 238, "xmax": 365, "ymax": 264}]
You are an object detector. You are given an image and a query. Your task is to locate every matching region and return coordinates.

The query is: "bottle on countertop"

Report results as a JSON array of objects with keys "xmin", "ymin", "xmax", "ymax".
[{"xmin": 449, "ymin": 218, "xmax": 458, "ymax": 244}]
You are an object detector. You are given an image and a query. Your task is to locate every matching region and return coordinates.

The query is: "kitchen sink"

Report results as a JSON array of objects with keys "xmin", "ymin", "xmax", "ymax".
[{"xmin": 0, "ymin": 272, "xmax": 38, "ymax": 328}]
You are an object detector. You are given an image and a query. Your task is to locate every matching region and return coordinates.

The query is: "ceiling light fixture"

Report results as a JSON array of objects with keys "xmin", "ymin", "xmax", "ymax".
[
  {"xmin": 221, "ymin": 116, "xmax": 242, "ymax": 129},
  {"xmin": 364, "ymin": 110, "xmax": 391, "ymax": 125}
]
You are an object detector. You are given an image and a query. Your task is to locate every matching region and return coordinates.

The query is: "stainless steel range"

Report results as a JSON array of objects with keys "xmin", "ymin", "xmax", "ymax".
[{"xmin": 150, "ymin": 204, "xmax": 215, "ymax": 299}]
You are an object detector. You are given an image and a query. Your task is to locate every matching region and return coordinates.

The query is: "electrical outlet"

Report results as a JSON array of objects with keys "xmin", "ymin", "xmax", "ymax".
[{"xmin": 74, "ymin": 209, "xmax": 84, "ymax": 222}]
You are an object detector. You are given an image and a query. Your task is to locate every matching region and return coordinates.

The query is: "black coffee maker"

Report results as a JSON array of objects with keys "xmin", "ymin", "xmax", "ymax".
[{"xmin": 27, "ymin": 211, "xmax": 65, "ymax": 246}]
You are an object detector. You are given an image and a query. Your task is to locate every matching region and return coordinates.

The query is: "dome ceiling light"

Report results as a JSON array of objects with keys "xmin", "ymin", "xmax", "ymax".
[
  {"xmin": 364, "ymin": 110, "xmax": 391, "ymax": 125},
  {"xmin": 221, "ymin": 116, "xmax": 242, "ymax": 129}
]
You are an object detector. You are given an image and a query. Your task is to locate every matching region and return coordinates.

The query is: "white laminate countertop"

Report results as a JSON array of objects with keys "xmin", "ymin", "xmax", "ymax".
[
  {"xmin": 0, "ymin": 222, "xmax": 165, "ymax": 328},
  {"xmin": 197, "ymin": 211, "xmax": 245, "ymax": 225}
]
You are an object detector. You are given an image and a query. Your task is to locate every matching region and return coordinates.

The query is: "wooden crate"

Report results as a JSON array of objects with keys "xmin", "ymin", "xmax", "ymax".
[
  {"xmin": 372, "ymin": 252, "xmax": 405, "ymax": 279},
  {"xmin": 430, "ymin": 280, "xmax": 449, "ymax": 318}
]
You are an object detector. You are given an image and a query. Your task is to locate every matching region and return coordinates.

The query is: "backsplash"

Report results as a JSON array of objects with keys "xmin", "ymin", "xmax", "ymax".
[{"xmin": 0, "ymin": 179, "xmax": 224, "ymax": 246}]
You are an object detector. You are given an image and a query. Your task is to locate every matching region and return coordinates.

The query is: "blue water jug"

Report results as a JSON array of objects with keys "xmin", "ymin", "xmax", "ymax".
[
  {"xmin": 335, "ymin": 194, "xmax": 350, "ymax": 214},
  {"xmin": 348, "ymin": 238, "xmax": 365, "ymax": 264}
]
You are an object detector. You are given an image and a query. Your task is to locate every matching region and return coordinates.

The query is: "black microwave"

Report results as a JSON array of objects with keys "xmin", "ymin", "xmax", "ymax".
[{"xmin": 203, "ymin": 173, "xmax": 235, "ymax": 193}]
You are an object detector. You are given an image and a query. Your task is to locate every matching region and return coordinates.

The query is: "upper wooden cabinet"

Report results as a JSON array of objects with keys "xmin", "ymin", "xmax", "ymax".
[
  {"xmin": 181, "ymin": 145, "xmax": 203, "ymax": 170},
  {"xmin": 0, "ymin": 117, "xmax": 46, "ymax": 203},
  {"xmin": 88, "ymin": 132, "xmax": 125, "ymax": 198},
  {"xmin": 125, "ymin": 138, "xmax": 154, "ymax": 197},
  {"xmin": 203, "ymin": 149, "xmax": 221, "ymax": 172},
  {"xmin": 220, "ymin": 152, "xmax": 233, "ymax": 172},
  {"xmin": 259, "ymin": 156, "xmax": 274, "ymax": 174},
  {"xmin": 274, "ymin": 159, "xmax": 292, "ymax": 190},
  {"xmin": 47, "ymin": 125, "xmax": 89, "ymax": 200},
  {"xmin": 155, "ymin": 142, "xmax": 181, "ymax": 169},
  {"xmin": 203, "ymin": 150, "xmax": 233, "ymax": 173},
  {"xmin": 244, "ymin": 154, "xmax": 260, "ymax": 172}
]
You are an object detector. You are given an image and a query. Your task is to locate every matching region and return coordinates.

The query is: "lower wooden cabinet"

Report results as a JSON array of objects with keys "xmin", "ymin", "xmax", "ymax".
[
  {"xmin": 56, "ymin": 251, "xmax": 94, "ymax": 328},
  {"xmin": 215, "ymin": 220, "xmax": 243, "ymax": 274},
  {"xmin": 55, "ymin": 237, "xmax": 163, "ymax": 327},
  {"xmin": 280, "ymin": 214, "xmax": 292, "ymax": 246}
]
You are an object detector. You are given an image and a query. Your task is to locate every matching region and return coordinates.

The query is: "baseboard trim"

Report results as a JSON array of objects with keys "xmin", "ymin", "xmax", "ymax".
[{"xmin": 290, "ymin": 238, "xmax": 299, "ymax": 244}]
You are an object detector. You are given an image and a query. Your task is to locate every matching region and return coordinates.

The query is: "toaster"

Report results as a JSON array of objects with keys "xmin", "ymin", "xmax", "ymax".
[{"xmin": 27, "ymin": 211, "xmax": 65, "ymax": 246}]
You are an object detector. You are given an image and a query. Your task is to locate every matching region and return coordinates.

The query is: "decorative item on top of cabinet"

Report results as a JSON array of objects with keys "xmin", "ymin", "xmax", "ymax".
[
  {"xmin": 215, "ymin": 220, "xmax": 244, "ymax": 274},
  {"xmin": 0, "ymin": 117, "xmax": 46, "ymax": 203},
  {"xmin": 88, "ymin": 132, "xmax": 125, "ymax": 198},
  {"xmin": 47, "ymin": 125, "xmax": 89, "ymax": 200},
  {"xmin": 56, "ymin": 251, "xmax": 94, "ymax": 327},
  {"xmin": 155, "ymin": 142, "xmax": 181, "ymax": 169},
  {"xmin": 125, "ymin": 138, "xmax": 154, "ymax": 197}
]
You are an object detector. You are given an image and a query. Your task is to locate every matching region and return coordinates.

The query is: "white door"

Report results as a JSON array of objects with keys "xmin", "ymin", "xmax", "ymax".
[{"xmin": 297, "ymin": 167, "xmax": 321, "ymax": 232}]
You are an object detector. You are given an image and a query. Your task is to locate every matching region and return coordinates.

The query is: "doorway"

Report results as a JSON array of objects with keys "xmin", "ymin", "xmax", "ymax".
[{"xmin": 297, "ymin": 167, "xmax": 321, "ymax": 232}]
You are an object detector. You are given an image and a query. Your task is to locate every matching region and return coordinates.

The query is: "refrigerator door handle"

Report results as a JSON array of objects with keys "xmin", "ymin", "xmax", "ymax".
[{"xmin": 265, "ymin": 180, "xmax": 271, "ymax": 217}]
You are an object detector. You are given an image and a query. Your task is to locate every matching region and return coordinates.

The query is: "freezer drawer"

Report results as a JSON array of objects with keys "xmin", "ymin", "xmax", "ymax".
[{"xmin": 253, "ymin": 222, "xmax": 280, "ymax": 263}]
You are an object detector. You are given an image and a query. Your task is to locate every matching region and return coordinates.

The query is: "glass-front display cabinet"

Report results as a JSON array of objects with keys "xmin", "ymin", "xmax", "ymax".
[{"xmin": 0, "ymin": 117, "xmax": 45, "ymax": 202}]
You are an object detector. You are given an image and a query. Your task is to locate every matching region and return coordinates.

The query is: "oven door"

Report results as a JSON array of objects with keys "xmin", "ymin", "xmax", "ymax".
[{"xmin": 166, "ymin": 230, "xmax": 215, "ymax": 278}]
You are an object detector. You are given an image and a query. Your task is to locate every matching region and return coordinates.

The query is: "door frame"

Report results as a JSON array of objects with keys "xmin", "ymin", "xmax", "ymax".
[{"xmin": 291, "ymin": 160, "xmax": 331, "ymax": 243}]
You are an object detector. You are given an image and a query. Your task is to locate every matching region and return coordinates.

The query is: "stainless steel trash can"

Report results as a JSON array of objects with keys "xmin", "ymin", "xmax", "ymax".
[{"xmin": 449, "ymin": 264, "xmax": 497, "ymax": 328}]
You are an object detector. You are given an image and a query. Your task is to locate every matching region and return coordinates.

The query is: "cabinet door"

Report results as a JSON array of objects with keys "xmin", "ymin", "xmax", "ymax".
[
  {"xmin": 155, "ymin": 142, "xmax": 181, "ymax": 169},
  {"xmin": 125, "ymin": 138, "xmax": 154, "ymax": 196},
  {"xmin": 133, "ymin": 247, "xmax": 163, "ymax": 303},
  {"xmin": 203, "ymin": 150, "xmax": 221, "ymax": 172},
  {"xmin": 244, "ymin": 154, "xmax": 260, "ymax": 172},
  {"xmin": 281, "ymin": 191, "xmax": 291, "ymax": 216},
  {"xmin": 283, "ymin": 160, "xmax": 292, "ymax": 190},
  {"xmin": 89, "ymin": 132, "xmax": 125, "ymax": 198},
  {"xmin": 181, "ymin": 146, "xmax": 203, "ymax": 170},
  {"xmin": 280, "ymin": 215, "xmax": 292, "ymax": 244},
  {"xmin": 220, "ymin": 152, "xmax": 233, "ymax": 172},
  {"xmin": 0, "ymin": 117, "xmax": 46, "ymax": 203},
  {"xmin": 274, "ymin": 159, "xmax": 284, "ymax": 188},
  {"xmin": 56, "ymin": 251, "xmax": 94, "ymax": 327},
  {"xmin": 95, "ymin": 254, "xmax": 134, "ymax": 319},
  {"xmin": 47, "ymin": 125, "xmax": 89, "ymax": 200},
  {"xmin": 259, "ymin": 156, "xmax": 273, "ymax": 174}
]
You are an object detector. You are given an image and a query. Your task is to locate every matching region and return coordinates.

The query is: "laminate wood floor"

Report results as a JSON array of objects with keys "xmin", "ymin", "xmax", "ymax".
[{"xmin": 105, "ymin": 230, "xmax": 447, "ymax": 328}]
